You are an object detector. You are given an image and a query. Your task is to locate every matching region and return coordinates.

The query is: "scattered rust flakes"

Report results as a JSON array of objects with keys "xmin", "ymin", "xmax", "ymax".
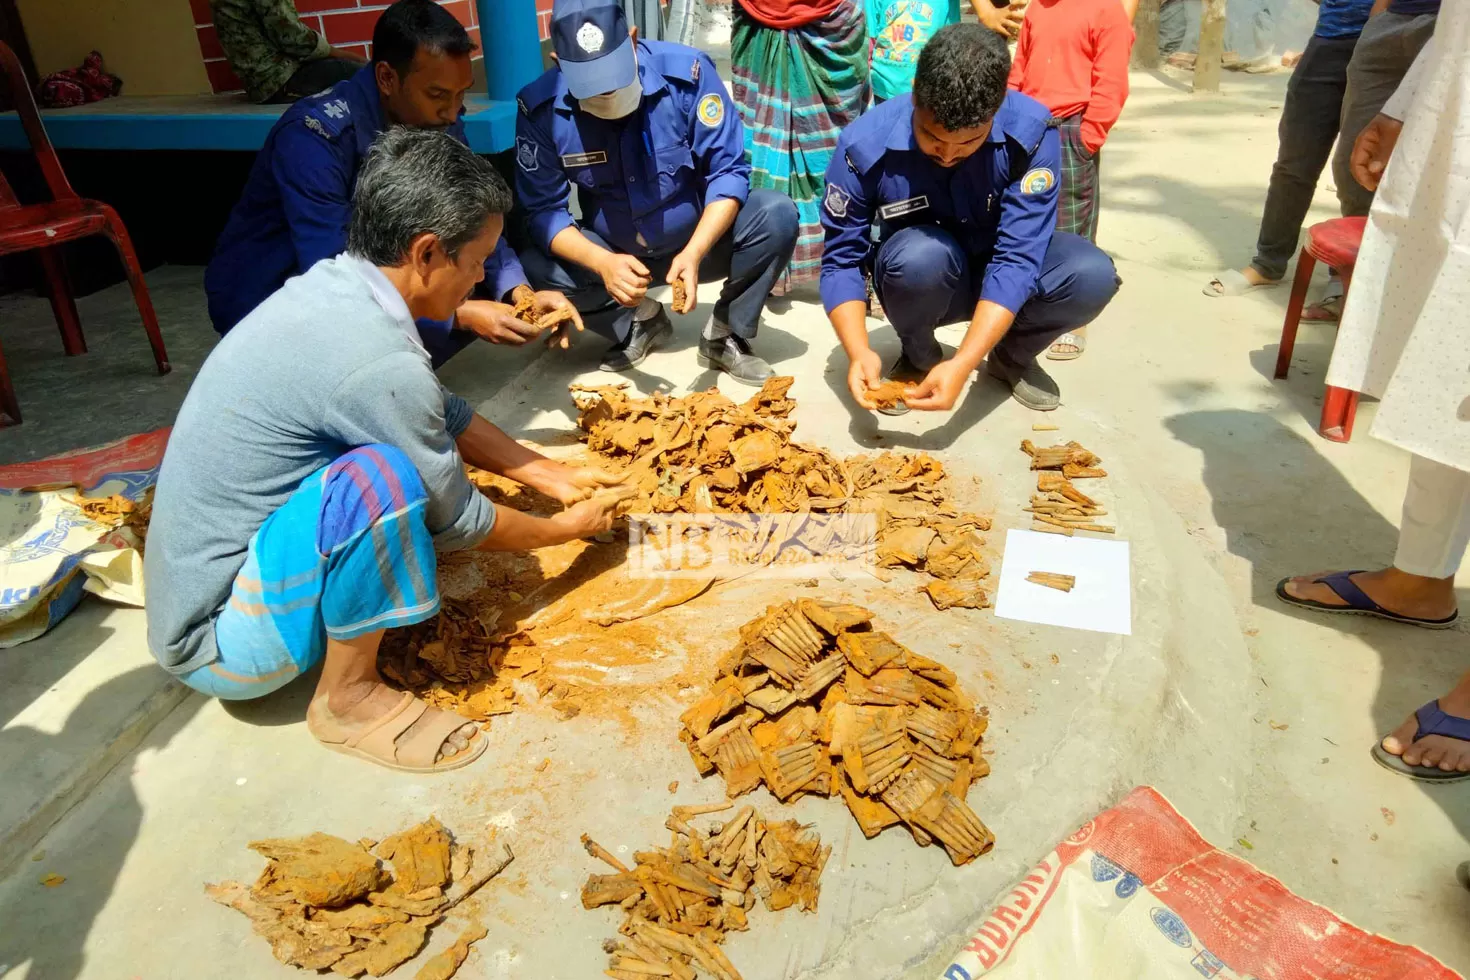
[
  {"xmin": 681, "ymin": 600, "xmax": 993, "ymax": 866},
  {"xmin": 1269, "ymin": 721, "xmax": 1290, "ymax": 731},
  {"xmin": 208, "ymin": 819, "xmax": 513, "ymax": 974},
  {"xmin": 1049, "ymin": 654, "xmax": 1060, "ymax": 665},
  {"xmin": 536, "ymin": 758, "xmax": 552, "ymax": 772},
  {"xmin": 923, "ymin": 577, "xmax": 992, "ymax": 611},
  {"xmin": 864, "ymin": 380, "xmax": 913, "ymax": 411},
  {"xmin": 414, "ymin": 921, "xmax": 489, "ymax": 980},
  {"xmin": 38, "ymin": 873, "xmax": 65, "ymax": 887},
  {"xmin": 668, "ymin": 781, "xmax": 679, "ymax": 794},
  {"xmin": 584, "ymin": 806, "xmax": 828, "ymax": 980},
  {"xmin": 1381, "ymin": 807, "xmax": 1395, "ymax": 826},
  {"xmin": 511, "ymin": 293, "xmax": 576, "ymax": 333},
  {"xmin": 671, "ymin": 278, "xmax": 690, "ymax": 315}
]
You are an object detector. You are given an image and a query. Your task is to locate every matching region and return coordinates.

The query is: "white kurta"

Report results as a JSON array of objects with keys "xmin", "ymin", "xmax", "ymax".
[{"xmin": 1325, "ymin": 4, "xmax": 1470, "ymax": 472}]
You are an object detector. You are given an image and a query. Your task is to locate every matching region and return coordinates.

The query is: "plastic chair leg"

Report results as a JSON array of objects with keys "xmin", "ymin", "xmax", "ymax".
[
  {"xmin": 102, "ymin": 206, "xmax": 170, "ymax": 375},
  {"xmin": 38, "ymin": 245, "xmax": 86, "ymax": 356},
  {"xmin": 0, "ymin": 334, "xmax": 19, "ymax": 426},
  {"xmin": 1274, "ymin": 248, "xmax": 1315, "ymax": 380},
  {"xmin": 1319, "ymin": 385, "xmax": 1358, "ymax": 443}
]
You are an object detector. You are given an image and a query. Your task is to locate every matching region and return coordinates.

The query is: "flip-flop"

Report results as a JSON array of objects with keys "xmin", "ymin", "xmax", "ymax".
[
  {"xmin": 307, "ymin": 691, "xmax": 487, "ymax": 773},
  {"xmin": 1370, "ymin": 701, "xmax": 1470, "ymax": 783},
  {"xmin": 1203, "ymin": 269, "xmax": 1281, "ymax": 298},
  {"xmin": 1303, "ymin": 279, "xmax": 1344, "ymax": 321},
  {"xmin": 1274, "ymin": 570, "xmax": 1460, "ymax": 629},
  {"xmin": 1045, "ymin": 332, "xmax": 1086, "ymax": 361}
]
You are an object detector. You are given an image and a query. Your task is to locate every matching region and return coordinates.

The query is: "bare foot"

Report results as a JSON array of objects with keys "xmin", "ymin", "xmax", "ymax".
[
  {"xmin": 1381, "ymin": 686, "xmax": 1470, "ymax": 773},
  {"xmin": 315, "ymin": 681, "xmax": 478, "ymax": 763},
  {"xmin": 1281, "ymin": 567, "xmax": 1457, "ymax": 622}
]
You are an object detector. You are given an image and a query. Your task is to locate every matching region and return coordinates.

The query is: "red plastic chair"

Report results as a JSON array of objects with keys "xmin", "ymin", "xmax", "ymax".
[
  {"xmin": 0, "ymin": 40, "xmax": 169, "ymax": 427},
  {"xmin": 1273, "ymin": 216, "xmax": 1366, "ymax": 443}
]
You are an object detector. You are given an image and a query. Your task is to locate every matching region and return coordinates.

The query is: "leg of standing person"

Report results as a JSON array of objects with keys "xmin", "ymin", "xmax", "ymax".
[
  {"xmin": 1332, "ymin": 10, "xmax": 1438, "ymax": 218},
  {"xmin": 1047, "ymin": 114, "xmax": 1102, "ymax": 361},
  {"xmin": 1158, "ymin": 0, "xmax": 1188, "ymax": 57},
  {"xmin": 1203, "ymin": 35, "xmax": 1356, "ymax": 297}
]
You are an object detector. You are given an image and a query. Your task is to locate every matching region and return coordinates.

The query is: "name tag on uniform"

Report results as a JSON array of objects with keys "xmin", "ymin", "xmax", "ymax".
[
  {"xmin": 561, "ymin": 150, "xmax": 608, "ymax": 168},
  {"xmin": 879, "ymin": 196, "xmax": 930, "ymax": 220}
]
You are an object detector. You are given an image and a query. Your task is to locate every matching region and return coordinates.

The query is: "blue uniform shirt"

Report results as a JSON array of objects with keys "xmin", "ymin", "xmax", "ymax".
[
  {"xmin": 205, "ymin": 66, "xmax": 527, "ymax": 335},
  {"xmin": 514, "ymin": 40, "xmax": 749, "ymax": 258},
  {"xmin": 819, "ymin": 93, "xmax": 1059, "ymax": 317}
]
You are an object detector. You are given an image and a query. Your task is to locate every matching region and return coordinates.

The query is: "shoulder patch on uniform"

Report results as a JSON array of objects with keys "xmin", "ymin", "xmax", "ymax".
[
  {"xmin": 517, "ymin": 97, "xmax": 529, "ymax": 116},
  {"xmin": 517, "ymin": 136, "xmax": 539, "ymax": 172},
  {"xmin": 824, "ymin": 183, "xmax": 851, "ymax": 219},
  {"xmin": 318, "ymin": 98, "xmax": 349, "ymax": 121},
  {"xmin": 697, "ymin": 93, "xmax": 725, "ymax": 128},
  {"xmin": 1020, "ymin": 167, "xmax": 1055, "ymax": 195},
  {"xmin": 302, "ymin": 116, "xmax": 332, "ymax": 140},
  {"xmin": 691, "ymin": 58, "xmax": 700, "ymax": 82}
]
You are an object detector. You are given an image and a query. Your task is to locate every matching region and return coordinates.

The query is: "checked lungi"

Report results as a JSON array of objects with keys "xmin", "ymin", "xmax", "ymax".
[
  {"xmin": 732, "ymin": 0, "xmax": 870, "ymax": 291},
  {"xmin": 1054, "ymin": 113, "xmax": 1101, "ymax": 243}
]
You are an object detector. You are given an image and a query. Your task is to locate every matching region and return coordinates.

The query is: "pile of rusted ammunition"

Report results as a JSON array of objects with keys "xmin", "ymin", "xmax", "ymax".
[
  {"xmin": 510, "ymin": 292, "xmax": 576, "ymax": 332},
  {"xmin": 1020, "ymin": 440, "xmax": 1114, "ymax": 536},
  {"xmin": 206, "ymin": 817, "xmax": 512, "ymax": 978},
  {"xmin": 678, "ymin": 599, "xmax": 994, "ymax": 866},
  {"xmin": 581, "ymin": 803, "xmax": 827, "ymax": 980}
]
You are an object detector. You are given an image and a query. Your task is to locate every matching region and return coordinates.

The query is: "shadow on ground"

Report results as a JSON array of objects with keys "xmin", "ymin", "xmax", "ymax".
[
  {"xmin": 0, "ymin": 667, "xmax": 203, "ymax": 980},
  {"xmin": 1167, "ymin": 408, "xmax": 1470, "ymax": 846}
]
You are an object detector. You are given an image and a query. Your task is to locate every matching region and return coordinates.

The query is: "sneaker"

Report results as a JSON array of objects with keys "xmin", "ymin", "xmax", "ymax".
[
  {"xmin": 985, "ymin": 349, "xmax": 1060, "ymax": 412},
  {"xmin": 600, "ymin": 305, "xmax": 673, "ymax": 372},
  {"xmin": 696, "ymin": 334, "xmax": 773, "ymax": 387},
  {"xmin": 875, "ymin": 354, "xmax": 929, "ymax": 417}
]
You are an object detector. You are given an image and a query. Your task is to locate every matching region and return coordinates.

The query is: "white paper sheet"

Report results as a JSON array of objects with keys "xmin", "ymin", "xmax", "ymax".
[{"xmin": 993, "ymin": 529, "xmax": 1132, "ymax": 635}]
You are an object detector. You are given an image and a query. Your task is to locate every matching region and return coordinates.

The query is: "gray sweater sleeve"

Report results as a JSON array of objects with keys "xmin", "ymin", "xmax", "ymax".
[{"xmin": 324, "ymin": 353, "xmax": 495, "ymax": 552}]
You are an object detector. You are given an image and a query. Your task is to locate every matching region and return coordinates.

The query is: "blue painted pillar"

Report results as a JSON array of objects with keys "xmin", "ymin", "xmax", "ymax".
[{"xmin": 477, "ymin": 0, "xmax": 544, "ymax": 101}]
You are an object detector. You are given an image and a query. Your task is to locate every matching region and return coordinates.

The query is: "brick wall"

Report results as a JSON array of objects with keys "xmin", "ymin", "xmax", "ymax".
[{"xmin": 191, "ymin": 0, "xmax": 481, "ymax": 95}]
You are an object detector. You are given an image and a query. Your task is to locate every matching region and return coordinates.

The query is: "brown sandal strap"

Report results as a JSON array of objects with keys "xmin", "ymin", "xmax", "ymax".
[
  {"xmin": 392, "ymin": 707, "xmax": 478, "ymax": 769},
  {"xmin": 344, "ymin": 692, "xmax": 424, "ymax": 756}
]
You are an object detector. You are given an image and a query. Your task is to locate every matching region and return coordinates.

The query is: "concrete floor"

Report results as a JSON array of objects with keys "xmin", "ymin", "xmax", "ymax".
[{"xmin": 1, "ymin": 65, "xmax": 1467, "ymax": 978}]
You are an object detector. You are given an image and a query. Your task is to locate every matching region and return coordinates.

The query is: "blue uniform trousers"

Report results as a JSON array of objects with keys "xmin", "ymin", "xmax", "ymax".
[
  {"xmin": 873, "ymin": 227, "xmax": 1121, "ymax": 370},
  {"xmin": 520, "ymin": 189, "xmax": 798, "ymax": 343}
]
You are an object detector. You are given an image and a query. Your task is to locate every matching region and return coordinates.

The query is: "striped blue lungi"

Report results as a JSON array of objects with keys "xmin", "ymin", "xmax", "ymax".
[{"xmin": 181, "ymin": 444, "xmax": 440, "ymax": 700}]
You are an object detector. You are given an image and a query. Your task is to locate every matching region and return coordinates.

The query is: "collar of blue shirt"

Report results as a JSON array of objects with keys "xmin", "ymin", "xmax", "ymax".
[{"xmin": 885, "ymin": 97, "xmax": 1012, "ymax": 154}]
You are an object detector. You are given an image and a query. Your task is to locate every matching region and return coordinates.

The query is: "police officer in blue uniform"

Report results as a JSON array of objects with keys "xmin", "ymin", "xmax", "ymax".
[
  {"xmin": 821, "ymin": 24, "xmax": 1120, "ymax": 414},
  {"xmin": 205, "ymin": 0, "xmax": 580, "ymax": 366},
  {"xmin": 515, "ymin": 0, "xmax": 800, "ymax": 383}
]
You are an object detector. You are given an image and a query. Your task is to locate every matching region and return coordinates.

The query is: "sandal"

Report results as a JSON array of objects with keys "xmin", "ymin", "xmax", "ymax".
[
  {"xmin": 1203, "ymin": 269, "xmax": 1281, "ymax": 298},
  {"xmin": 1370, "ymin": 701, "xmax": 1470, "ymax": 783},
  {"xmin": 1303, "ymin": 279, "xmax": 1344, "ymax": 321},
  {"xmin": 1275, "ymin": 570, "xmax": 1460, "ymax": 629},
  {"xmin": 307, "ymin": 691, "xmax": 487, "ymax": 773},
  {"xmin": 1046, "ymin": 332, "xmax": 1086, "ymax": 361}
]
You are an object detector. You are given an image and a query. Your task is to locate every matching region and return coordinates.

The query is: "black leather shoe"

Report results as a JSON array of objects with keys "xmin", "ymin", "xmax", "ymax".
[
  {"xmin": 696, "ymin": 334, "xmax": 773, "ymax": 387},
  {"xmin": 875, "ymin": 354, "xmax": 929, "ymax": 416},
  {"xmin": 986, "ymin": 348, "xmax": 1061, "ymax": 411},
  {"xmin": 600, "ymin": 305, "xmax": 673, "ymax": 372}
]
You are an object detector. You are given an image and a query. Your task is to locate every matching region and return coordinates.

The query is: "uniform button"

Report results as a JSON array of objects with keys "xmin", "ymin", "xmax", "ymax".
[{"xmin": 628, "ymin": 177, "xmax": 636, "ymax": 183}]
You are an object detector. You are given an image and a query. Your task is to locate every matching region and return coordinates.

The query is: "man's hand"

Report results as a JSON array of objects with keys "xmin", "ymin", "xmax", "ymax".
[
  {"xmin": 551, "ymin": 486, "xmax": 636, "ymax": 538},
  {"xmin": 904, "ymin": 358, "xmax": 971, "ymax": 412},
  {"xmin": 530, "ymin": 459, "xmax": 630, "ymax": 506},
  {"xmin": 597, "ymin": 253, "xmax": 652, "ymax": 307},
  {"xmin": 846, "ymin": 347, "xmax": 885, "ymax": 410},
  {"xmin": 1350, "ymin": 113, "xmax": 1403, "ymax": 192},
  {"xmin": 666, "ymin": 248, "xmax": 702, "ymax": 314},
  {"xmin": 456, "ymin": 299, "xmax": 542, "ymax": 345},
  {"xmin": 977, "ymin": 0, "xmax": 1025, "ymax": 38},
  {"xmin": 529, "ymin": 289, "xmax": 584, "ymax": 349}
]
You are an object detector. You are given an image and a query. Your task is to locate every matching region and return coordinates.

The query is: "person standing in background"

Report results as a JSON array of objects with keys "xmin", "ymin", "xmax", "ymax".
[
  {"xmin": 731, "ymin": 0, "xmax": 871, "ymax": 291},
  {"xmin": 867, "ymin": 0, "xmax": 1025, "ymax": 105},
  {"xmin": 1202, "ymin": 0, "xmax": 1375, "ymax": 311},
  {"xmin": 1007, "ymin": 0, "xmax": 1133, "ymax": 362},
  {"xmin": 1278, "ymin": 7, "xmax": 1470, "ymax": 780},
  {"xmin": 210, "ymin": 0, "xmax": 366, "ymax": 104}
]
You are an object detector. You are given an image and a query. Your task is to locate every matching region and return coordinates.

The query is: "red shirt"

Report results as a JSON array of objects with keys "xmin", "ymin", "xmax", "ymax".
[
  {"xmin": 1008, "ymin": 0, "xmax": 1134, "ymax": 154},
  {"xmin": 735, "ymin": 0, "xmax": 845, "ymax": 29}
]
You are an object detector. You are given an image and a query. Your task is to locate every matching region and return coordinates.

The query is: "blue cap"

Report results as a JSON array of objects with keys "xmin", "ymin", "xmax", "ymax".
[{"xmin": 550, "ymin": 0, "xmax": 637, "ymax": 100}]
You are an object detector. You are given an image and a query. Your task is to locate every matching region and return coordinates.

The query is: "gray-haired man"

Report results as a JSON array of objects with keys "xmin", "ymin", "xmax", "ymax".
[{"xmin": 146, "ymin": 129, "xmax": 627, "ymax": 773}]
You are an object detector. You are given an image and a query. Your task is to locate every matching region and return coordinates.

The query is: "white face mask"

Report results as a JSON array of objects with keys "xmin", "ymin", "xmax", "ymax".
[{"xmin": 580, "ymin": 52, "xmax": 642, "ymax": 120}]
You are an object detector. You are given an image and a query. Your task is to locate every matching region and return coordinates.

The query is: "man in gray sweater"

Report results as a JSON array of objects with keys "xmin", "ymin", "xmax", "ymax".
[{"xmin": 145, "ymin": 129, "xmax": 627, "ymax": 773}]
